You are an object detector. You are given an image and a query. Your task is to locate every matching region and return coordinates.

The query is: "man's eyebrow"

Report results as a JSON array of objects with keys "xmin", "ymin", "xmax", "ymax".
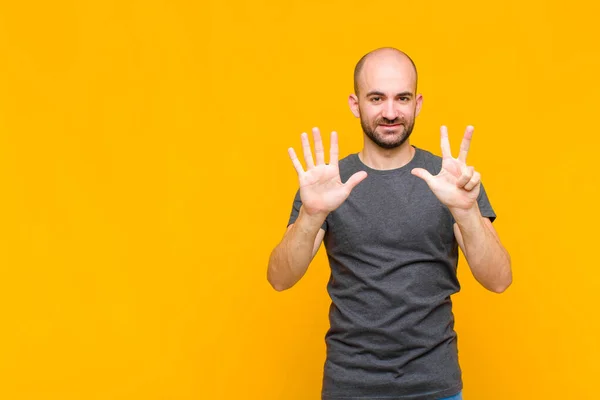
[
  {"xmin": 365, "ymin": 91, "xmax": 386, "ymax": 97},
  {"xmin": 365, "ymin": 91, "xmax": 414, "ymax": 97}
]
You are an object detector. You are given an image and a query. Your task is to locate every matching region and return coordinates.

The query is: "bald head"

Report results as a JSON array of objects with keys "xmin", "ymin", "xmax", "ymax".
[{"xmin": 353, "ymin": 48, "xmax": 418, "ymax": 97}]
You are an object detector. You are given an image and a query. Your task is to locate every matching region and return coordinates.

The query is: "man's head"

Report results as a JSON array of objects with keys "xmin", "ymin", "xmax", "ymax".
[{"xmin": 349, "ymin": 48, "xmax": 423, "ymax": 149}]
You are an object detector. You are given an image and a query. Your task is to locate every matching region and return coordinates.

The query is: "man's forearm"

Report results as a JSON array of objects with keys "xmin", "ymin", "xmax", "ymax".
[
  {"xmin": 452, "ymin": 205, "xmax": 512, "ymax": 293},
  {"xmin": 267, "ymin": 207, "xmax": 326, "ymax": 291}
]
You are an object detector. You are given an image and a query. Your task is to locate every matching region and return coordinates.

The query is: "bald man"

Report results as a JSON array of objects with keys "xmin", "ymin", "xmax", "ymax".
[{"xmin": 267, "ymin": 48, "xmax": 512, "ymax": 400}]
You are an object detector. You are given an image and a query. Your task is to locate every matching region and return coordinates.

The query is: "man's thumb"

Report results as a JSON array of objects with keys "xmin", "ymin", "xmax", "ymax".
[
  {"xmin": 344, "ymin": 171, "xmax": 368, "ymax": 190},
  {"xmin": 411, "ymin": 168, "xmax": 433, "ymax": 183}
]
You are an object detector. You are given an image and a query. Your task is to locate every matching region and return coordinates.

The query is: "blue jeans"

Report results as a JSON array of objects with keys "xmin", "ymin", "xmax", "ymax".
[{"xmin": 440, "ymin": 392, "xmax": 462, "ymax": 400}]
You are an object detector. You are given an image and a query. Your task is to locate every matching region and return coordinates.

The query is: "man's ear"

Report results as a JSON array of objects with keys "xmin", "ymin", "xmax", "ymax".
[
  {"xmin": 415, "ymin": 93, "xmax": 424, "ymax": 117},
  {"xmin": 348, "ymin": 94, "xmax": 360, "ymax": 118}
]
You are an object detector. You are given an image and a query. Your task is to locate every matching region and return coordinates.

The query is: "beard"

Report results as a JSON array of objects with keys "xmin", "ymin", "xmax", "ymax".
[{"xmin": 360, "ymin": 114, "xmax": 416, "ymax": 150}]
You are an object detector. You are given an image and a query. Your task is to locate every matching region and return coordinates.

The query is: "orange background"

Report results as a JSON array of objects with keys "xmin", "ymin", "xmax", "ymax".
[{"xmin": 0, "ymin": 0, "xmax": 598, "ymax": 399}]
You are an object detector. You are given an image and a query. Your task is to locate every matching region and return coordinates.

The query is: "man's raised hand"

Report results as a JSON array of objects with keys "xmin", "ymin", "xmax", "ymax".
[
  {"xmin": 288, "ymin": 128, "xmax": 367, "ymax": 218},
  {"xmin": 411, "ymin": 125, "xmax": 482, "ymax": 211}
]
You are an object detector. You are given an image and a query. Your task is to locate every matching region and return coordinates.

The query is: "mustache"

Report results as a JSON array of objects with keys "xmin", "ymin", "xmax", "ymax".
[{"xmin": 377, "ymin": 117, "xmax": 405, "ymax": 125}]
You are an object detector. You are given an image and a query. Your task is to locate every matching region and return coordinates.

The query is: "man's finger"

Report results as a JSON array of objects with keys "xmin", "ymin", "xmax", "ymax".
[
  {"xmin": 301, "ymin": 132, "xmax": 315, "ymax": 169},
  {"xmin": 344, "ymin": 171, "xmax": 368, "ymax": 191},
  {"xmin": 411, "ymin": 168, "xmax": 434, "ymax": 184},
  {"xmin": 458, "ymin": 125, "xmax": 474, "ymax": 163},
  {"xmin": 313, "ymin": 127, "xmax": 325, "ymax": 165},
  {"xmin": 456, "ymin": 166, "xmax": 474, "ymax": 188},
  {"xmin": 329, "ymin": 131, "xmax": 339, "ymax": 166},
  {"xmin": 288, "ymin": 148, "xmax": 304, "ymax": 175},
  {"xmin": 464, "ymin": 171, "xmax": 481, "ymax": 191},
  {"xmin": 440, "ymin": 126, "xmax": 452, "ymax": 159}
]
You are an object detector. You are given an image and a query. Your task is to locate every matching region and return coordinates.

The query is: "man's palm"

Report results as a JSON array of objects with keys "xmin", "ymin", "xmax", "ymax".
[
  {"xmin": 289, "ymin": 128, "xmax": 367, "ymax": 217},
  {"xmin": 411, "ymin": 126, "xmax": 482, "ymax": 211}
]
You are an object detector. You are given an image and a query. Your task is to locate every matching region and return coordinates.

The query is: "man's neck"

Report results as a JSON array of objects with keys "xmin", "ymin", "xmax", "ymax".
[{"xmin": 358, "ymin": 139, "xmax": 415, "ymax": 170}]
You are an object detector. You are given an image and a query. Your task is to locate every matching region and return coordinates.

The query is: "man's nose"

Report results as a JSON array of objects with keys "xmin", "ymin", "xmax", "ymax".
[{"xmin": 382, "ymin": 100, "xmax": 398, "ymax": 120}]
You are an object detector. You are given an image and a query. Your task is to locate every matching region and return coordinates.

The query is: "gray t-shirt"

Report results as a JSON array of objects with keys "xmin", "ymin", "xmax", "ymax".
[{"xmin": 287, "ymin": 146, "xmax": 496, "ymax": 400}]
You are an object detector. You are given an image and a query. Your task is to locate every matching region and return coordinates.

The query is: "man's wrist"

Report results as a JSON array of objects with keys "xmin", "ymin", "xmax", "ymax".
[
  {"xmin": 297, "ymin": 206, "xmax": 327, "ymax": 232},
  {"xmin": 450, "ymin": 203, "xmax": 481, "ymax": 227}
]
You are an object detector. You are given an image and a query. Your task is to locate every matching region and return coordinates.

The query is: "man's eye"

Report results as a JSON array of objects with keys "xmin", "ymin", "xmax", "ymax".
[
  {"xmin": 400, "ymin": 97, "xmax": 409, "ymax": 101},
  {"xmin": 371, "ymin": 97, "xmax": 381, "ymax": 102}
]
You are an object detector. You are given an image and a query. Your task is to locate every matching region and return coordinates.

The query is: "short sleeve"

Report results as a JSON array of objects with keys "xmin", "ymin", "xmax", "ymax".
[
  {"xmin": 287, "ymin": 189, "xmax": 328, "ymax": 231},
  {"xmin": 477, "ymin": 183, "xmax": 497, "ymax": 223}
]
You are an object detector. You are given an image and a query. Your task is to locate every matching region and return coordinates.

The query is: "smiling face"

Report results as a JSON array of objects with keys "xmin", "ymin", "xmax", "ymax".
[{"xmin": 349, "ymin": 49, "xmax": 423, "ymax": 149}]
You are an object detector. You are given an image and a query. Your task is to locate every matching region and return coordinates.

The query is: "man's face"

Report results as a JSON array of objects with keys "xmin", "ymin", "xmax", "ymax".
[{"xmin": 350, "ymin": 58, "xmax": 422, "ymax": 149}]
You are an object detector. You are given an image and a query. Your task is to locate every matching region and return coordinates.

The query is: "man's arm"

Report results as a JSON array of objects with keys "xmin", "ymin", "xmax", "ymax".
[
  {"xmin": 410, "ymin": 125, "xmax": 512, "ymax": 293},
  {"xmin": 267, "ymin": 207, "xmax": 326, "ymax": 292},
  {"xmin": 453, "ymin": 207, "xmax": 512, "ymax": 293},
  {"xmin": 267, "ymin": 127, "xmax": 367, "ymax": 292}
]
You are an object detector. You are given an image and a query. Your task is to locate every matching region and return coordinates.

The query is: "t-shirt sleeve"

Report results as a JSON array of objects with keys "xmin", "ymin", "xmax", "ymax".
[
  {"xmin": 477, "ymin": 182, "xmax": 497, "ymax": 223},
  {"xmin": 287, "ymin": 189, "xmax": 328, "ymax": 231}
]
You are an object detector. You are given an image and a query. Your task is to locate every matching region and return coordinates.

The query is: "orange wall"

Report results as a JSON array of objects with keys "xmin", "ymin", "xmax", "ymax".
[{"xmin": 0, "ymin": 0, "xmax": 598, "ymax": 399}]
